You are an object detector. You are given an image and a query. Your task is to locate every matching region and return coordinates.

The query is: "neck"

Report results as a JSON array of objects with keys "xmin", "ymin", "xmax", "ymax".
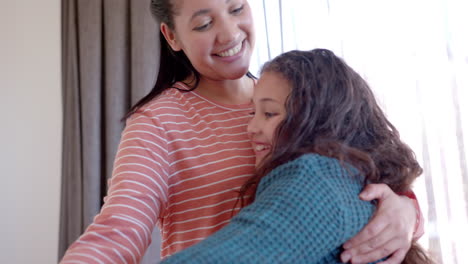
[{"xmin": 193, "ymin": 75, "xmax": 254, "ymax": 105}]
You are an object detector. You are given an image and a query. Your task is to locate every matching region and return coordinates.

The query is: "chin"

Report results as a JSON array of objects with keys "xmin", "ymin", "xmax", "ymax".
[
  {"xmin": 226, "ymin": 65, "xmax": 251, "ymax": 79},
  {"xmin": 227, "ymin": 72, "xmax": 249, "ymax": 80},
  {"xmin": 227, "ymin": 51, "xmax": 253, "ymax": 78}
]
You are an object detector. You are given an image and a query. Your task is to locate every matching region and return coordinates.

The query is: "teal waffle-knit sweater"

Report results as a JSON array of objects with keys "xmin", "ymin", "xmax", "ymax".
[{"xmin": 161, "ymin": 154, "xmax": 376, "ymax": 263}]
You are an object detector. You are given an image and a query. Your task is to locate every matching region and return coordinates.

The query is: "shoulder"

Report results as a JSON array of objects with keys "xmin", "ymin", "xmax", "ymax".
[
  {"xmin": 256, "ymin": 153, "xmax": 374, "ymax": 244},
  {"xmin": 137, "ymin": 87, "xmax": 194, "ymax": 116},
  {"xmin": 292, "ymin": 153, "xmax": 338, "ymax": 167},
  {"xmin": 269, "ymin": 153, "xmax": 345, "ymax": 178},
  {"xmin": 258, "ymin": 154, "xmax": 335, "ymax": 191},
  {"xmin": 123, "ymin": 89, "xmax": 187, "ymax": 138},
  {"xmin": 260, "ymin": 153, "xmax": 364, "ymax": 196},
  {"xmin": 127, "ymin": 85, "xmax": 201, "ymax": 122}
]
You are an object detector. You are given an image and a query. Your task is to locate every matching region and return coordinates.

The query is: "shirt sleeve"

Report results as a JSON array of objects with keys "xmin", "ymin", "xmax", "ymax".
[
  {"xmin": 60, "ymin": 111, "xmax": 169, "ymax": 264},
  {"xmin": 401, "ymin": 190, "xmax": 425, "ymax": 239},
  {"xmin": 161, "ymin": 155, "xmax": 369, "ymax": 264}
]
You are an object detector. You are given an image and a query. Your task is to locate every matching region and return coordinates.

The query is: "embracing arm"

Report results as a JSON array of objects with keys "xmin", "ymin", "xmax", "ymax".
[
  {"xmin": 60, "ymin": 113, "xmax": 169, "ymax": 264},
  {"xmin": 340, "ymin": 184, "xmax": 424, "ymax": 264}
]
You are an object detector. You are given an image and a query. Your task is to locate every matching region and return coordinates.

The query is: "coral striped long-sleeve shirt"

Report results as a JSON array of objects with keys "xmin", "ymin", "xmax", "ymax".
[{"xmin": 61, "ymin": 82, "xmax": 256, "ymax": 263}]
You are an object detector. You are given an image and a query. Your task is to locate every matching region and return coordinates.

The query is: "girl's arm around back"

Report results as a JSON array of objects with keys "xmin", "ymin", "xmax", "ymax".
[{"xmin": 162, "ymin": 154, "xmax": 374, "ymax": 264}]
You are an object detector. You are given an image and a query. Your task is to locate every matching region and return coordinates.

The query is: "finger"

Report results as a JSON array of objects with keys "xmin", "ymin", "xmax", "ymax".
[
  {"xmin": 348, "ymin": 239, "xmax": 408, "ymax": 264},
  {"xmin": 346, "ymin": 226, "xmax": 396, "ymax": 256},
  {"xmin": 343, "ymin": 215, "xmax": 389, "ymax": 249},
  {"xmin": 359, "ymin": 183, "xmax": 392, "ymax": 201},
  {"xmin": 374, "ymin": 248, "xmax": 407, "ymax": 264}
]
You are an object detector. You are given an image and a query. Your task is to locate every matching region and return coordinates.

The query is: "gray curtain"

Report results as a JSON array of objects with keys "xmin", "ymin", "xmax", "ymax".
[{"xmin": 59, "ymin": 0, "xmax": 161, "ymax": 262}]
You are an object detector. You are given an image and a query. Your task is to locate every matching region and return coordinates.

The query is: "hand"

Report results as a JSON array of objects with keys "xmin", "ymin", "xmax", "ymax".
[{"xmin": 340, "ymin": 184, "xmax": 417, "ymax": 264}]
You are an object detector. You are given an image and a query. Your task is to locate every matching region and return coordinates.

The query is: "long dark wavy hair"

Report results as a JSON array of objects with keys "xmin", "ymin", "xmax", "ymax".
[
  {"xmin": 239, "ymin": 49, "xmax": 434, "ymax": 264},
  {"xmin": 125, "ymin": 0, "xmax": 255, "ymax": 118}
]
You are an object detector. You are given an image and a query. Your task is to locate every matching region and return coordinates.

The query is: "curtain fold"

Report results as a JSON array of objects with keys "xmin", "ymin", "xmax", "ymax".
[
  {"xmin": 59, "ymin": 0, "xmax": 159, "ymax": 261},
  {"xmin": 59, "ymin": 0, "xmax": 84, "ymax": 257}
]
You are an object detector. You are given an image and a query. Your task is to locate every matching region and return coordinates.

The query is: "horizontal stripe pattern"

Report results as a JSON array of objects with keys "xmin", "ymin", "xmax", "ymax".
[{"xmin": 61, "ymin": 83, "xmax": 256, "ymax": 263}]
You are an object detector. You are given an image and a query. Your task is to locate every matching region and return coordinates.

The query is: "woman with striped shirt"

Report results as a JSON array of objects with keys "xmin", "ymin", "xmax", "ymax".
[{"xmin": 61, "ymin": 0, "xmax": 423, "ymax": 263}]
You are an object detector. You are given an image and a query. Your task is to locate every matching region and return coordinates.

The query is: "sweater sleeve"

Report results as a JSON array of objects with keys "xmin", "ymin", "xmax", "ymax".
[
  {"xmin": 161, "ymin": 154, "xmax": 372, "ymax": 264},
  {"xmin": 60, "ymin": 112, "xmax": 169, "ymax": 264}
]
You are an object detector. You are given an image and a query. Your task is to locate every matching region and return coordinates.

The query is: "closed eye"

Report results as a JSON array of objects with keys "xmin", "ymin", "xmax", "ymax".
[
  {"xmin": 194, "ymin": 21, "xmax": 212, "ymax": 31},
  {"xmin": 231, "ymin": 5, "xmax": 244, "ymax": 15}
]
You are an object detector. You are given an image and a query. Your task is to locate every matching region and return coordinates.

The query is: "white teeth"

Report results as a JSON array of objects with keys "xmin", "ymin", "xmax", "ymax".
[
  {"xmin": 217, "ymin": 42, "xmax": 242, "ymax": 57},
  {"xmin": 255, "ymin": 145, "xmax": 267, "ymax": 151}
]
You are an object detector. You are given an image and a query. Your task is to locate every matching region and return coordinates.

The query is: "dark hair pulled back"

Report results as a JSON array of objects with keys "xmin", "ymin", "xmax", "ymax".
[{"xmin": 126, "ymin": 0, "xmax": 255, "ymax": 118}]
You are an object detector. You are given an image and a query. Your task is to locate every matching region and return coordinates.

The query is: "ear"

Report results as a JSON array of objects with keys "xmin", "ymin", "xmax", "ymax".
[{"xmin": 160, "ymin": 23, "xmax": 182, "ymax": 51}]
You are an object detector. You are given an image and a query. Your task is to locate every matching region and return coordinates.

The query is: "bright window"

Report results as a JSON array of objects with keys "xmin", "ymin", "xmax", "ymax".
[{"xmin": 250, "ymin": 1, "xmax": 468, "ymax": 263}]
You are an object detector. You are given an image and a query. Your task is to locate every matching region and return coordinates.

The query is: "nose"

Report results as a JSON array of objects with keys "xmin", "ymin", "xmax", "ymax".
[
  {"xmin": 247, "ymin": 115, "xmax": 260, "ymax": 137},
  {"xmin": 216, "ymin": 17, "xmax": 241, "ymax": 45}
]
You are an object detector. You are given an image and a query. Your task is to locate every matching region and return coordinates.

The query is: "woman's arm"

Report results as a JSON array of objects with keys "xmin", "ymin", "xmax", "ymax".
[
  {"xmin": 340, "ymin": 183, "xmax": 423, "ymax": 264},
  {"xmin": 60, "ymin": 113, "xmax": 169, "ymax": 264}
]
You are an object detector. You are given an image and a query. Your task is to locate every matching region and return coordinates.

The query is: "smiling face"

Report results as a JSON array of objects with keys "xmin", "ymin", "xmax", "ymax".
[
  {"xmin": 160, "ymin": 0, "xmax": 255, "ymax": 81},
  {"xmin": 247, "ymin": 71, "xmax": 291, "ymax": 167}
]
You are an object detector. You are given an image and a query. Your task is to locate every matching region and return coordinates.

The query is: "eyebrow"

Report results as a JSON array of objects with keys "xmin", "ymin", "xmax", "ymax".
[
  {"xmin": 190, "ymin": 9, "xmax": 210, "ymax": 21},
  {"xmin": 190, "ymin": 0, "xmax": 232, "ymax": 21}
]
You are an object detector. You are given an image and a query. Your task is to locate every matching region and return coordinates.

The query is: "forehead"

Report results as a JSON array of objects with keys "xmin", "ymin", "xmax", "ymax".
[
  {"xmin": 254, "ymin": 71, "xmax": 291, "ymax": 102},
  {"xmin": 174, "ymin": 0, "xmax": 233, "ymax": 14}
]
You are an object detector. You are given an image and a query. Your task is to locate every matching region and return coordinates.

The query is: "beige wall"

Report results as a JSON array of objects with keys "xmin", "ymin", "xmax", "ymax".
[{"xmin": 0, "ymin": 0, "xmax": 62, "ymax": 263}]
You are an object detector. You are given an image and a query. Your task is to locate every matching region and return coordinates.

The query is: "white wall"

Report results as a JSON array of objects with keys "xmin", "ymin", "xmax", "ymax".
[{"xmin": 0, "ymin": 0, "xmax": 62, "ymax": 263}]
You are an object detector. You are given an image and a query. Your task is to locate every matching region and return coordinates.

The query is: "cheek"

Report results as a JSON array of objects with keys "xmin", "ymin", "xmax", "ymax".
[
  {"xmin": 240, "ymin": 15, "xmax": 255, "ymax": 40},
  {"xmin": 268, "ymin": 118, "xmax": 284, "ymax": 141},
  {"xmin": 182, "ymin": 36, "xmax": 212, "ymax": 58},
  {"xmin": 264, "ymin": 122, "xmax": 278, "ymax": 142},
  {"xmin": 182, "ymin": 48, "xmax": 213, "ymax": 72},
  {"xmin": 242, "ymin": 4, "xmax": 254, "ymax": 26}
]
